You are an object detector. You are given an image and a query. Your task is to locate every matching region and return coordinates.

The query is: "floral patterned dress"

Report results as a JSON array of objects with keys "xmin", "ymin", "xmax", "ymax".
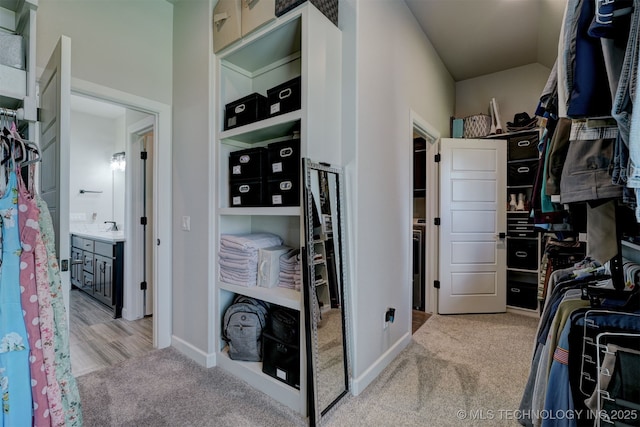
[
  {"xmin": 0, "ymin": 171, "xmax": 32, "ymax": 426},
  {"xmin": 35, "ymin": 194, "xmax": 82, "ymax": 426}
]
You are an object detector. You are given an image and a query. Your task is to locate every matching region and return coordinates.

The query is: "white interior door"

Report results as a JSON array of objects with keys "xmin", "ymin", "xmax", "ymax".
[
  {"xmin": 438, "ymin": 138, "xmax": 506, "ymax": 314},
  {"xmin": 39, "ymin": 36, "xmax": 71, "ymax": 314}
]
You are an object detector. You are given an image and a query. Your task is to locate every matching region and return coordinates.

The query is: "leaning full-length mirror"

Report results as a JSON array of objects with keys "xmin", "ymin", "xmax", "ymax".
[{"xmin": 303, "ymin": 158, "xmax": 351, "ymax": 425}]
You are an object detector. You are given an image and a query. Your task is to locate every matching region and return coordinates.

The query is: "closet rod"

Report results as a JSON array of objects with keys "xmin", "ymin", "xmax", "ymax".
[{"xmin": 0, "ymin": 107, "xmax": 24, "ymax": 120}]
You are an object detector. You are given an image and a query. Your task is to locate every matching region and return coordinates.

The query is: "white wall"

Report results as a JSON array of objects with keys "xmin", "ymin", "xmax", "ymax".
[
  {"xmin": 69, "ymin": 110, "xmax": 123, "ymax": 227},
  {"xmin": 37, "ymin": 0, "xmax": 174, "ymax": 106},
  {"xmin": 171, "ymin": 0, "xmax": 213, "ymax": 359},
  {"xmin": 455, "ymin": 63, "xmax": 552, "ymax": 130},
  {"xmin": 344, "ymin": 0, "xmax": 455, "ymax": 393}
]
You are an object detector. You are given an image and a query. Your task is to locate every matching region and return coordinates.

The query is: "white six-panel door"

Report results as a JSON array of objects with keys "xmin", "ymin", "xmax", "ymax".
[
  {"xmin": 438, "ymin": 138, "xmax": 506, "ymax": 314},
  {"xmin": 39, "ymin": 36, "xmax": 72, "ymax": 317}
]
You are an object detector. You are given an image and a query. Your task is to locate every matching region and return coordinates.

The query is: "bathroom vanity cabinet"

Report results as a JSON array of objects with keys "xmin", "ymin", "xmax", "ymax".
[{"xmin": 71, "ymin": 233, "xmax": 124, "ymax": 318}]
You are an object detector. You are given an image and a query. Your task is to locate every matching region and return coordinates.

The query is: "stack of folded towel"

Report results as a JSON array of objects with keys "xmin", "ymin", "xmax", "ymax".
[
  {"xmin": 219, "ymin": 233, "xmax": 283, "ymax": 287},
  {"xmin": 278, "ymin": 249, "xmax": 302, "ymax": 291}
]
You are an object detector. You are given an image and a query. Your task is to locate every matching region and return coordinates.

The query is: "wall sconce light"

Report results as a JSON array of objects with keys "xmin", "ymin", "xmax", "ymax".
[{"xmin": 110, "ymin": 151, "xmax": 126, "ymax": 171}]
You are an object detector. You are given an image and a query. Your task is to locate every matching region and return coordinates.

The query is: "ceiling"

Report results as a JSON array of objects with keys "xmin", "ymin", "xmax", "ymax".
[{"xmin": 404, "ymin": 0, "xmax": 567, "ymax": 81}]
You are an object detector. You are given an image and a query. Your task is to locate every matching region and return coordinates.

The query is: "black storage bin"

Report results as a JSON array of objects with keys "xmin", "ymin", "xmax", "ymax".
[
  {"xmin": 230, "ymin": 180, "xmax": 266, "ymax": 207},
  {"xmin": 508, "ymin": 132, "xmax": 539, "ymax": 161},
  {"xmin": 224, "ymin": 93, "xmax": 268, "ymax": 130},
  {"xmin": 267, "ymin": 176, "xmax": 299, "ymax": 207},
  {"xmin": 262, "ymin": 331, "xmax": 300, "ymax": 389},
  {"xmin": 267, "ymin": 139, "xmax": 300, "ymax": 178},
  {"xmin": 508, "ymin": 160, "xmax": 538, "ymax": 186},
  {"xmin": 275, "ymin": 0, "xmax": 338, "ymax": 26},
  {"xmin": 229, "ymin": 147, "xmax": 267, "ymax": 182},
  {"xmin": 507, "ymin": 281, "xmax": 538, "ymax": 310},
  {"xmin": 507, "ymin": 238, "xmax": 539, "ymax": 270},
  {"xmin": 267, "ymin": 77, "xmax": 302, "ymax": 117}
]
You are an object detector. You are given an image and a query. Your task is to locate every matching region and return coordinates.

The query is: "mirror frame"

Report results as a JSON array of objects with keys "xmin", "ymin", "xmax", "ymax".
[{"xmin": 302, "ymin": 158, "xmax": 352, "ymax": 426}]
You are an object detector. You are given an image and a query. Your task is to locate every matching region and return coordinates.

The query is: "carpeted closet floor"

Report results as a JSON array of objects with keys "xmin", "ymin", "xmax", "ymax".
[{"xmin": 76, "ymin": 312, "xmax": 538, "ymax": 426}]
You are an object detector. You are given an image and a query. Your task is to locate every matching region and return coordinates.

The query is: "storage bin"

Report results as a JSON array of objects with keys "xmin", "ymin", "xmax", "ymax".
[
  {"xmin": 267, "ymin": 176, "xmax": 299, "ymax": 206},
  {"xmin": 261, "ymin": 331, "xmax": 300, "ymax": 389},
  {"xmin": 508, "ymin": 160, "xmax": 538, "ymax": 187},
  {"xmin": 224, "ymin": 93, "xmax": 268, "ymax": 130},
  {"xmin": 241, "ymin": 0, "xmax": 276, "ymax": 37},
  {"xmin": 0, "ymin": 35, "xmax": 24, "ymax": 69},
  {"xmin": 229, "ymin": 147, "xmax": 268, "ymax": 181},
  {"xmin": 507, "ymin": 238, "xmax": 539, "ymax": 270},
  {"xmin": 507, "ymin": 281, "xmax": 538, "ymax": 310},
  {"xmin": 275, "ymin": 0, "xmax": 338, "ymax": 26},
  {"xmin": 213, "ymin": 0, "xmax": 242, "ymax": 53},
  {"xmin": 507, "ymin": 215, "xmax": 536, "ymax": 238},
  {"xmin": 230, "ymin": 180, "xmax": 266, "ymax": 207},
  {"xmin": 267, "ymin": 138, "xmax": 300, "ymax": 178},
  {"xmin": 507, "ymin": 132, "xmax": 539, "ymax": 161},
  {"xmin": 267, "ymin": 76, "xmax": 301, "ymax": 117}
]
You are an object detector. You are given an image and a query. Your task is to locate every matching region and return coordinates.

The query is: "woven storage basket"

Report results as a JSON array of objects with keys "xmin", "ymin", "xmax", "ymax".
[{"xmin": 463, "ymin": 114, "xmax": 492, "ymax": 138}]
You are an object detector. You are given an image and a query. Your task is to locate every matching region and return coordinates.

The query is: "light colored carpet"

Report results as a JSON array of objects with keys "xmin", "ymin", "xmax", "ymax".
[
  {"xmin": 77, "ymin": 312, "xmax": 538, "ymax": 426},
  {"xmin": 326, "ymin": 312, "xmax": 538, "ymax": 426}
]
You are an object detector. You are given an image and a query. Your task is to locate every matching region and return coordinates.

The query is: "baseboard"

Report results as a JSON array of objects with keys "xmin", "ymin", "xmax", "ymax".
[
  {"xmin": 507, "ymin": 305, "xmax": 540, "ymax": 318},
  {"xmin": 171, "ymin": 335, "xmax": 216, "ymax": 368},
  {"xmin": 350, "ymin": 331, "xmax": 412, "ymax": 396}
]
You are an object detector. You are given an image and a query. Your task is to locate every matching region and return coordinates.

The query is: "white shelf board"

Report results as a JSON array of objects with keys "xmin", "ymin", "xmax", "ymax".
[
  {"xmin": 219, "ymin": 110, "xmax": 302, "ymax": 145},
  {"xmin": 218, "ymin": 206, "xmax": 300, "ymax": 216},
  {"xmin": 217, "ymin": 347, "xmax": 301, "ymax": 412},
  {"xmin": 507, "ymin": 267, "xmax": 539, "ymax": 274},
  {"xmin": 220, "ymin": 16, "xmax": 301, "ymax": 74},
  {"xmin": 219, "ymin": 281, "xmax": 301, "ymax": 310}
]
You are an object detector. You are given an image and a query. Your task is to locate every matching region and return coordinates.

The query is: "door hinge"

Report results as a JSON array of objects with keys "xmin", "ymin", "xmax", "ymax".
[
  {"xmin": 434, "ymin": 217, "xmax": 441, "ymax": 226},
  {"xmin": 434, "ymin": 153, "xmax": 441, "ymax": 163},
  {"xmin": 140, "ymin": 216, "xmax": 147, "ymax": 225},
  {"xmin": 433, "ymin": 280, "xmax": 440, "ymax": 289},
  {"xmin": 140, "ymin": 151, "xmax": 148, "ymax": 160},
  {"xmin": 140, "ymin": 281, "xmax": 147, "ymax": 291}
]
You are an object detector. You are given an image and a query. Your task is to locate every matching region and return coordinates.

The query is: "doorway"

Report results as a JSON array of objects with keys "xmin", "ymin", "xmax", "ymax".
[
  {"xmin": 410, "ymin": 111, "xmax": 440, "ymax": 330},
  {"xmin": 67, "ymin": 93, "xmax": 156, "ymax": 375}
]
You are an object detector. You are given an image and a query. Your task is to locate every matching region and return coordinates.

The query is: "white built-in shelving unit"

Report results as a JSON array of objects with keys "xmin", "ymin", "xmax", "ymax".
[{"xmin": 213, "ymin": 4, "xmax": 341, "ymax": 415}]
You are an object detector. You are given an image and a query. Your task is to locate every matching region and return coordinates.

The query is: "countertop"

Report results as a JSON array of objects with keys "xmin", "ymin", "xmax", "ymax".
[{"xmin": 71, "ymin": 229, "xmax": 125, "ymax": 243}]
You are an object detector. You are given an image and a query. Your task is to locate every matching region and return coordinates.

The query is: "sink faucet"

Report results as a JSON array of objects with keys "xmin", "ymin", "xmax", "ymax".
[{"xmin": 104, "ymin": 221, "xmax": 118, "ymax": 231}]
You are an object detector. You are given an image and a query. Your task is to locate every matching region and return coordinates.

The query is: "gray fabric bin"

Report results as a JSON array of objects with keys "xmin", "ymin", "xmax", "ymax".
[{"xmin": 0, "ymin": 35, "xmax": 25, "ymax": 70}]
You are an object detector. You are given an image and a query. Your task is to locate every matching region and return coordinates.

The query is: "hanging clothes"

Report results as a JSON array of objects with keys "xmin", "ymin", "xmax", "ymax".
[
  {"xmin": 0, "ymin": 122, "xmax": 83, "ymax": 426},
  {"xmin": 17, "ymin": 161, "xmax": 55, "ymax": 426},
  {"xmin": 35, "ymin": 193, "xmax": 82, "ymax": 426},
  {"xmin": 0, "ymin": 170, "xmax": 33, "ymax": 425}
]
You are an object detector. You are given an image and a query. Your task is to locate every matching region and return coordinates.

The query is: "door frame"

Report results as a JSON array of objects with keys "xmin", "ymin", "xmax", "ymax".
[
  {"xmin": 125, "ymin": 115, "xmax": 155, "ymax": 321},
  {"xmin": 410, "ymin": 111, "xmax": 440, "ymax": 315},
  {"xmin": 70, "ymin": 77, "xmax": 172, "ymax": 349}
]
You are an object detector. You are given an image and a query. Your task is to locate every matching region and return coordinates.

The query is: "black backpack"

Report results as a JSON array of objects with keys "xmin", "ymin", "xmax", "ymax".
[
  {"xmin": 223, "ymin": 295, "xmax": 269, "ymax": 361},
  {"xmin": 269, "ymin": 307, "xmax": 299, "ymax": 344}
]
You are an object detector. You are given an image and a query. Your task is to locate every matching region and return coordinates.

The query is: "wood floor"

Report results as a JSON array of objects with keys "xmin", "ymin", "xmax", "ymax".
[
  {"xmin": 69, "ymin": 289, "xmax": 153, "ymax": 377},
  {"xmin": 412, "ymin": 309, "xmax": 431, "ymax": 334}
]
